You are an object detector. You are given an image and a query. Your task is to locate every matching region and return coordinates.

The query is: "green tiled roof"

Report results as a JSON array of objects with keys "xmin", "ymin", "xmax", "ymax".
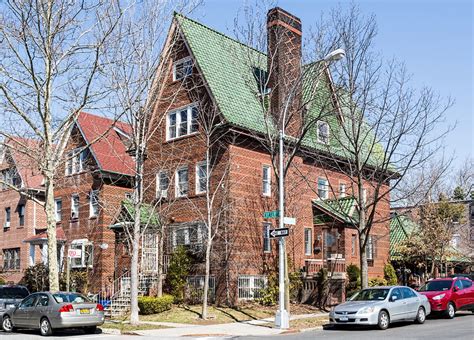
[
  {"xmin": 312, "ymin": 196, "xmax": 358, "ymax": 225},
  {"xmin": 390, "ymin": 214, "xmax": 417, "ymax": 259},
  {"xmin": 110, "ymin": 200, "xmax": 160, "ymax": 228},
  {"xmin": 175, "ymin": 14, "xmax": 388, "ymax": 169}
]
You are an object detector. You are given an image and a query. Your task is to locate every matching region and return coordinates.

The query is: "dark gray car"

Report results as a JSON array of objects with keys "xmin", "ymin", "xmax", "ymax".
[
  {"xmin": 0, "ymin": 285, "xmax": 30, "ymax": 316},
  {"xmin": 2, "ymin": 291, "xmax": 105, "ymax": 336}
]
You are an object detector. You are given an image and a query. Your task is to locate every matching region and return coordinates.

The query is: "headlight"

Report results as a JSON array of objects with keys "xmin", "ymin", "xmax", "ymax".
[
  {"xmin": 432, "ymin": 294, "xmax": 445, "ymax": 301},
  {"xmin": 359, "ymin": 306, "xmax": 375, "ymax": 314}
]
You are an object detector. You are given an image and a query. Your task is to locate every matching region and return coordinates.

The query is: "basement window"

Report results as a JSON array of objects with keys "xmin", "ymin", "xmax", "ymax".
[{"xmin": 238, "ymin": 275, "xmax": 267, "ymax": 300}]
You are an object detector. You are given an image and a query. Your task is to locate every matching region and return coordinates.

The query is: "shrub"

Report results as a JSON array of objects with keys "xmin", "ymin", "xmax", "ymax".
[
  {"xmin": 369, "ymin": 277, "xmax": 388, "ymax": 287},
  {"xmin": 383, "ymin": 264, "xmax": 398, "ymax": 285},
  {"xmin": 346, "ymin": 264, "xmax": 361, "ymax": 297},
  {"xmin": 138, "ymin": 295, "xmax": 174, "ymax": 315},
  {"xmin": 165, "ymin": 246, "xmax": 191, "ymax": 303},
  {"xmin": 19, "ymin": 264, "xmax": 49, "ymax": 292},
  {"xmin": 257, "ymin": 270, "xmax": 302, "ymax": 306}
]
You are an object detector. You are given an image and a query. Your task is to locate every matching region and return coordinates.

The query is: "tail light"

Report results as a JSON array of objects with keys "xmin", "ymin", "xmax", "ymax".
[
  {"xmin": 58, "ymin": 304, "xmax": 74, "ymax": 313},
  {"xmin": 96, "ymin": 304, "xmax": 104, "ymax": 311}
]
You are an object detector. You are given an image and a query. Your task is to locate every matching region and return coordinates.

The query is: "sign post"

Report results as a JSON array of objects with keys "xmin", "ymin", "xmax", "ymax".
[{"xmin": 67, "ymin": 249, "xmax": 82, "ymax": 292}]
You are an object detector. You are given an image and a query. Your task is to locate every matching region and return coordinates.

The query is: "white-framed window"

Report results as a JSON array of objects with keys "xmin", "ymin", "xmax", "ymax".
[
  {"xmin": 70, "ymin": 239, "xmax": 93, "ymax": 268},
  {"xmin": 175, "ymin": 166, "xmax": 189, "ymax": 197},
  {"xmin": 55, "ymin": 199, "xmax": 62, "ymax": 222},
  {"xmin": 4, "ymin": 207, "xmax": 10, "ymax": 229},
  {"xmin": 317, "ymin": 121, "xmax": 330, "ymax": 144},
  {"xmin": 156, "ymin": 171, "xmax": 170, "ymax": 199},
  {"xmin": 351, "ymin": 234, "xmax": 357, "ymax": 256},
  {"xmin": 263, "ymin": 223, "xmax": 271, "ymax": 253},
  {"xmin": 166, "ymin": 105, "xmax": 198, "ymax": 140},
  {"xmin": 362, "ymin": 188, "xmax": 367, "ymax": 205},
  {"xmin": 366, "ymin": 235, "xmax": 374, "ymax": 260},
  {"xmin": 173, "ymin": 56, "xmax": 193, "ymax": 81},
  {"xmin": 89, "ymin": 190, "xmax": 99, "ymax": 217},
  {"xmin": 317, "ymin": 178, "xmax": 329, "ymax": 200},
  {"xmin": 339, "ymin": 183, "xmax": 346, "ymax": 198},
  {"xmin": 262, "ymin": 165, "xmax": 271, "ymax": 196},
  {"xmin": 187, "ymin": 276, "xmax": 216, "ymax": 303},
  {"xmin": 18, "ymin": 204, "xmax": 25, "ymax": 226},
  {"xmin": 171, "ymin": 223, "xmax": 204, "ymax": 252},
  {"xmin": 238, "ymin": 275, "xmax": 267, "ymax": 300},
  {"xmin": 304, "ymin": 228, "xmax": 312, "ymax": 255},
  {"xmin": 71, "ymin": 194, "xmax": 79, "ymax": 219},
  {"xmin": 3, "ymin": 248, "xmax": 20, "ymax": 270},
  {"xmin": 65, "ymin": 148, "xmax": 88, "ymax": 176},
  {"xmin": 195, "ymin": 162, "xmax": 207, "ymax": 194}
]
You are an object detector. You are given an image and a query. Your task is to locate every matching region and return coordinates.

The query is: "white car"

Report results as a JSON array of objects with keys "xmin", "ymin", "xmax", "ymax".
[{"xmin": 329, "ymin": 286, "xmax": 431, "ymax": 330}]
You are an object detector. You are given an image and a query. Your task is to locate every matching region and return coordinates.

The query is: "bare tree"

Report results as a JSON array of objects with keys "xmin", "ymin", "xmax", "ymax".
[
  {"xmin": 306, "ymin": 5, "xmax": 453, "ymax": 288},
  {"xmin": 0, "ymin": 0, "xmax": 122, "ymax": 290},
  {"xmin": 103, "ymin": 0, "xmax": 201, "ymax": 325}
]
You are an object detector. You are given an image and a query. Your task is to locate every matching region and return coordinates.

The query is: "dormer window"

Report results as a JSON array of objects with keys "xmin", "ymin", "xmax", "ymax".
[
  {"xmin": 317, "ymin": 121, "xmax": 330, "ymax": 144},
  {"xmin": 166, "ymin": 105, "xmax": 198, "ymax": 140},
  {"xmin": 173, "ymin": 57, "xmax": 193, "ymax": 81}
]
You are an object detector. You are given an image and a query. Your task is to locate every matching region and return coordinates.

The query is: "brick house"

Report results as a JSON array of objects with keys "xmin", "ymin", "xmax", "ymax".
[
  {"xmin": 50, "ymin": 112, "xmax": 134, "ymax": 292},
  {"xmin": 139, "ymin": 7, "xmax": 391, "ymax": 304},
  {"xmin": 0, "ymin": 138, "xmax": 47, "ymax": 283}
]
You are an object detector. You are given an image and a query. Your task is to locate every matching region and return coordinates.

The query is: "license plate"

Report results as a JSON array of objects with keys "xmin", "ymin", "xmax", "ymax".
[
  {"xmin": 339, "ymin": 316, "xmax": 349, "ymax": 321},
  {"xmin": 79, "ymin": 309, "xmax": 90, "ymax": 314}
]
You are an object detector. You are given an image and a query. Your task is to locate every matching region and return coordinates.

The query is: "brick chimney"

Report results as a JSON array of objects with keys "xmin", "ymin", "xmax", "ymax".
[{"xmin": 267, "ymin": 7, "xmax": 302, "ymax": 136}]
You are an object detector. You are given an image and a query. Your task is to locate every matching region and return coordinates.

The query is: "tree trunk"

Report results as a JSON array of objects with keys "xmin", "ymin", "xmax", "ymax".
[
  {"xmin": 130, "ymin": 206, "xmax": 141, "ymax": 325},
  {"xmin": 359, "ymin": 232, "xmax": 368, "ymax": 289},
  {"xmin": 202, "ymin": 237, "xmax": 212, "ymax": 320},
  {"xmin": 157, "ymin": 226, "xmax": 164, "ymax": 297},
  {"xmin": 45, "ymin": 173, "xmax": 59, "ymax": 291}
]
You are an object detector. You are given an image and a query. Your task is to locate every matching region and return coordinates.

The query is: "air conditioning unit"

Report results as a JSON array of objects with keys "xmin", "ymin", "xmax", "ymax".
[{"xmin": 159, "ymin": 189, "xmax": 168, "ymax": 199}]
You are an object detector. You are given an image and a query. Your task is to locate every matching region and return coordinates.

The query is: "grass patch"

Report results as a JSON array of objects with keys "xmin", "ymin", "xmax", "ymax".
[
  {"xmin": 101, "ymin": 322, "xmax": 169, "ymax": 333},
  {"xmin": 138, "ymin": 303, "xmax": 322, "ymax": 325},
  {"xmin": 287, "ymin": 317, "xmax": 328, "ymax": 331}
]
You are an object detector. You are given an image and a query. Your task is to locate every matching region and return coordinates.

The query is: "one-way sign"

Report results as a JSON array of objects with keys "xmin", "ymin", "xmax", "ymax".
[{"xmin": 270, "ymin": 227, "xmax": 289, "ymax": 238}]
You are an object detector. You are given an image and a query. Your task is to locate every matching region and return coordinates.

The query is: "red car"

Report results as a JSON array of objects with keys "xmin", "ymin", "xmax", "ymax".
[{"xmin": 418, "ymin": 277, "xmax": 474, "ymax": 318}]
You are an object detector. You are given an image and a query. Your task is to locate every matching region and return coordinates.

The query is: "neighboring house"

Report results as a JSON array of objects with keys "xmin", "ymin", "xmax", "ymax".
[
  {"xmin": 0, "ymin": 138, "xmax": 47, "ymax": 283},
  {"xmin": 137, "ymin": 8, "xmax": 391, "ymax": 305},
  {"xmin": 51, "ymin": 112, "xmax": 134, "ymax": 292}
]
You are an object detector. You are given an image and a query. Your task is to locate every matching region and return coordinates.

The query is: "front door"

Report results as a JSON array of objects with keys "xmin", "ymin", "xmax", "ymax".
[
  {"xmin": 141, "ymin": 231, "xmax": 159, "ymax": 273},
  {"xmin": 388, "ymin": 288, "xmax": 406, "ymax": 321},
  {"xmin": 29, "ymin": 294, "xmax": 50, "ymax": 328},
  {"xmin": 13, "ymin": 294, "xmax": 37, "ymax": 327}
]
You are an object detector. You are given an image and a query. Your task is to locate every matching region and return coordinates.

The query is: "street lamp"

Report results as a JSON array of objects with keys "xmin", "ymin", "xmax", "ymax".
[{"xmin": 275, "ymin": 48, "xmax": 345, "ymax": 329}]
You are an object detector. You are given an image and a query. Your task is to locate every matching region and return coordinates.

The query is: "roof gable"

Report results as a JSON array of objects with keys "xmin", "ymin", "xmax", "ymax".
[{"xmin": 76, "ymin": 112, "xmax": 135, "ymax": 176}]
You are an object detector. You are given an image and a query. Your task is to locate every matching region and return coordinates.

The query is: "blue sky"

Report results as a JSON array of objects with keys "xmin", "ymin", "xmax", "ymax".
[{"xmin": 193, "ymin": 0, "xmax": 473, "ymax": 169}]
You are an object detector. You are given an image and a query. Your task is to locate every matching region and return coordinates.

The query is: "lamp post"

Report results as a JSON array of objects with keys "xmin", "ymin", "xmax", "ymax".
[{"xmin": 275, "ymin": 48, "xmax": 345, "ymax": 329}]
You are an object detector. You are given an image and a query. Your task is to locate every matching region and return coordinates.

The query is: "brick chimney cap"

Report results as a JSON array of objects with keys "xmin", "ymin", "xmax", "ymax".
[{"xmin": 267, "ymin": 7, "xmax": 302, "ymax": 33}]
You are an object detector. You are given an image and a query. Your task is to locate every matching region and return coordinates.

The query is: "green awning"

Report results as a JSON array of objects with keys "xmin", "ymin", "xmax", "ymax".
[
  {"xmin": 312, "ymin": 196, "xmax": 358, "ymax": 225},
  {"xmin": 110, "ymin": 199, "xmax": 160, "ymax": 229}
]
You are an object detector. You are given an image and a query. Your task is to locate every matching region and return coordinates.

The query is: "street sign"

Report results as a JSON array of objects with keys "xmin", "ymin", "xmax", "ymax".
[
  {"xmin": 263, "ymin": 210, "xmax": 280, "ymax": 219},
  {"xmin": 283, "ymin": 217, "xmax": 296, "ymax": 225},
  {"xmin": 270, "ymin": 227, "xmax": 289, "ymax": 238},
  {"xmin": 68, "ymin": 249, "xmax": 82, "ymax": 259}
]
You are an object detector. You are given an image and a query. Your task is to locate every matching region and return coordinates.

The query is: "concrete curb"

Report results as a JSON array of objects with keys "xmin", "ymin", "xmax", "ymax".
[{"xmin": 100, "ymin": 328, "xmax": 122, "ymax": 335}]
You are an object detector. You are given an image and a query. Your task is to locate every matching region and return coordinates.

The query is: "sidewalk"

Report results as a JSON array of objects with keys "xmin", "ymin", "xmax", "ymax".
[{"xmin": 118, "ymin": 313, "xmax": 329, "ymax": 337}]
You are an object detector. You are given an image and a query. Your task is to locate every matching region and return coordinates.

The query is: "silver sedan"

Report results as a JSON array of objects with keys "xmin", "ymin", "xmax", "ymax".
[
  {"xmin": 329, "ymin": 286, "xmax": 431, "ymax": 330},
  {"xmin": 2, "ymin": 291, "xmax": 105, "ymax": 336}
]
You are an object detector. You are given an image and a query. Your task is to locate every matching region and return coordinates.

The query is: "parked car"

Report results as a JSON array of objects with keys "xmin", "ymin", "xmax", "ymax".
[
  {"xmin": 329, "ymin": 286, "xmax": 431, "ymax": 330},
  {"xmin": 0, "ymin": 285, "xmax": 30, "ymax": 316},
  {"xmin": 418, "ymin": 277, "xmax": 474, "ymax": 318},
  {"xmin": 2, "ymin": 291, "xmax": 105, "ymax": 336}
]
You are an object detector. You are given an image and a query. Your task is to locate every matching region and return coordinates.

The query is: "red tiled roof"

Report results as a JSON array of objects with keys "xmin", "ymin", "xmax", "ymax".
[
  {"xmin": 4, "ymin": 137, "xmax": 44, "ymax": 189},
  {"xmin": 76, "ymin": 112, "xmax": 135, "ymax": 176},
  {"xmin": 23, "ymin": 227, "xmax": 67, "ymax": 243}
]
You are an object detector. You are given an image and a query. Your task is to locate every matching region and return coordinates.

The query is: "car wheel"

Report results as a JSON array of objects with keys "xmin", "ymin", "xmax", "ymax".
[
  {"xmin": 414, "ymin": 307, "xmax": 426, "ymax": 324},
  {"xmin": 40, "ymin": 317, "xmax": 53, "ymax": 336},
  {"xmin": 445, "ymin": 302, "xmax": 456, "ymax": 319},
  {"xmin": 2, "ymin": 315, "xmax": 15, "ymax": 333},
  {"xmin": 84, "ymin": 326, "xmax": 97, "ymax": 334},
  {"xmin": 377, "ymin": 310, "xmax": 390, "ymax": 330}
]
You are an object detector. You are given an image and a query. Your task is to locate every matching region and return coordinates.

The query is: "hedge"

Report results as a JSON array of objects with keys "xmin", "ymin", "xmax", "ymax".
[{"xmin": 138, "ymin": 295, "xmax": 174, "ymax": 315}]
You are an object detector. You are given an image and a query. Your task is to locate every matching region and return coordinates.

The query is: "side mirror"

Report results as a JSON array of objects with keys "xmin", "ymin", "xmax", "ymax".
[
  {"xmin": 390, "ymin": 295, "xmax": 398, "ymax": 302},
  {"xmin": 453, "ymin": 286, "xmax": 460, "ymax": 292}
]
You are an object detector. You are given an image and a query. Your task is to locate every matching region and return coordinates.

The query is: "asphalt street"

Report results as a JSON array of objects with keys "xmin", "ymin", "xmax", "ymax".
[{"xmin": 0, "ymin": 312, "xmax": 472, "ymax": 340}]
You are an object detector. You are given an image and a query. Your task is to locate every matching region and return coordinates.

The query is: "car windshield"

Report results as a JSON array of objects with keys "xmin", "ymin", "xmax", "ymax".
[
  {"xmin": 419, "ymin": 280, "xmax": 452, "ymax": 292},
  {"xmin": 53, "ymin": 293, "xmax": 90, "ymax": 304},
  {"xmin": 0, "ymin": 287, "xmax": 29, "ymax": 299},
  {"xmin": 349, "ymin": 289, "xmax": 389, "ymax": 301}
]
